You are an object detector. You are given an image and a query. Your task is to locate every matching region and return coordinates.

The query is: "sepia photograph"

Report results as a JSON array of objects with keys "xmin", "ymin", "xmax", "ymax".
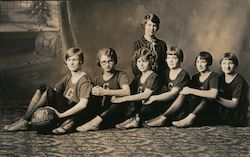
[{"xmin": 0, "ymin": 0, "xmax": 249, "ymax": 156}]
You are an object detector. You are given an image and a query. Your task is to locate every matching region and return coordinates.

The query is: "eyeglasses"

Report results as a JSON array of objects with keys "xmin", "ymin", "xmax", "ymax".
[
  {"xmin": 100, "ymin": 60, "xmax": 114, "ymax": 65},
  {"xmin": 170, "ymin": 46, "xmax": 178, "ymax": 51}
]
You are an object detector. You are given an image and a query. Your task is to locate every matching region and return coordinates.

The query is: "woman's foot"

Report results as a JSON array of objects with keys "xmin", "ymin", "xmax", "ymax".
[
  {"xmin": 172, "ymin": 113, "xmax": 196, "ymax": 128},
  {"xmin": 76, "ymin": 116, "xmax": 103, "ymax": 132},
  {"xmin": 3, "ymin": 118, "xmax": 28, "ymax": 132},
  {"xmin": 122, "ymin": 115, "xmax": 140, "ymax": 129},
  {"xmin": 52, "ymin": 119, "xmax": 75, "ymax": 135},
  {"xmin": 115, "ymin": 117, "xmax": 135, "ymax": 129},
  {"xmin": 145, "ymin": 116, "xmax": 166, "ymax": 127},
  {"xmin": 52, "ymin": 127, "xmax": 68, "ymax": 134},
  {"xmin": 123, "ymin": 119, "xmax": 139, "ymax": 129}
]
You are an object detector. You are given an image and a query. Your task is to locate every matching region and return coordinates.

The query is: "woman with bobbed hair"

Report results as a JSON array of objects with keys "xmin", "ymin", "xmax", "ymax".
[
  {"xmin": 215, "ymin": 52, "xmax": 249, "ymax": 126},
  {"xmin": 4, "ymin": 47, "xmax": 94, "ymax": 134},
  {"xmin": 132, "ymin": 13, "xmax": 168, "ymax": 79},
  {"xmin": 76, "ymin": 48, "xmax": 131, "ymax": 132},
  {"xmin": 112, "ymin": 47, "xmax": 162, "ymax": 129}
]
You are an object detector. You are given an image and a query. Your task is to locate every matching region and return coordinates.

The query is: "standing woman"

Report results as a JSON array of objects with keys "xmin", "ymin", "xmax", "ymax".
[{"xmin": 133, "ymin": 14, "xmax": 168, "ymax": 78}]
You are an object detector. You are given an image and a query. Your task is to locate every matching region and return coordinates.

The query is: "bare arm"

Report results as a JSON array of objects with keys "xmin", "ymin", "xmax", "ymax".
[
  {"xmin": 111, "ymin": 88, "xmax": 153, "ymax": 103},
  {"xmin": 180, "ymin": 87, "xmax": 218, "ymax": 99},
  {"xmin": 216, "ymin": 97, "xmax": 239, "ymax": 109},
  {"xmin": 144, "ymin": 87, "xmax": 180, "ymax": 105},
  {"xmin": 153, "ymin": 87, "xmax": 180, "ymax": 101},
  {"xmin": 92, "ymin": 84, "xmax": 130, "ymax": 97},
  {"xmin": 59, "ymin": 98, "xmax": 88, "ymax": 118}
]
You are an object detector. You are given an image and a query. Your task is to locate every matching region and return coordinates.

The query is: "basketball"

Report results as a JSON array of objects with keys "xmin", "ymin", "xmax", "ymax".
[{"xmin": 30, "ymin": 107, "xmax": 59, "ymax": 131}]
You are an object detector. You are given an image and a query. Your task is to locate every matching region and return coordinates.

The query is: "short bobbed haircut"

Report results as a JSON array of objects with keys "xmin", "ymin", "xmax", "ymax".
[
  {"xmin": 96, "ymin": 48, "xmax": 118, "ymax": 66},
  {"xmin": 64, "ymin": 47, "xmax": 84, "ymax": 64},
  {"xmin": 195, "ymin": 51, "xmax": 213, "ymax": 67},
  {"xmin": 132, "ymin": 47, "xmax": 158, "ymax": 72},
  {"xmin": 220, "ymin": 52, "xmax": 239, "ymax": 67},
  {"xmin": 167, "ymin": 46, "xmax": 184, "ymax": 62},
  {"xmin": 142, "ymin": 14, "xmax": 160, "ymax": 31}
]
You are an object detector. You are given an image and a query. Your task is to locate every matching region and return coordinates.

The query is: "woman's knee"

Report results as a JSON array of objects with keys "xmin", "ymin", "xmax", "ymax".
[{"xmin": 37, "ymin": 84, "xmax": 53, "ymax": 93}]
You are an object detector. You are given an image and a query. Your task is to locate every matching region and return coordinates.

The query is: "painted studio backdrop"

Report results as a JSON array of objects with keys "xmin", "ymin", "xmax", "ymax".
[{"xmin": 0, "ymin": 0, "xmax": 249, "ymax": 105}]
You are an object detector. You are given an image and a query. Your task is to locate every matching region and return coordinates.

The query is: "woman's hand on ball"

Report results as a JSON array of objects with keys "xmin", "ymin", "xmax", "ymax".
[{"xmin": 44, "ymin": 106, "xmax": 62, "ymax": 118}]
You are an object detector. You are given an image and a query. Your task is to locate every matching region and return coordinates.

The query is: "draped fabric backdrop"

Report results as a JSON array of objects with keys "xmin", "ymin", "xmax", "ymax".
[
  {"xmin": 0, "ymin": 1, "xmax": 249, "ymax": 156},
  {"xmin": 58, "ymin": 0, "xmax": 250, "ymax": 85},
  {"xmin": 1, "ymin": 0, "xmax": 248, "ymax": 105}
]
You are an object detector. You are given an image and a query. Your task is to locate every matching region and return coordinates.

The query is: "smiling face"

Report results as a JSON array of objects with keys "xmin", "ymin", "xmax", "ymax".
[
  {"xmin": 144, "ymin": 20, "xmax": 158, "ymax": 37},
  {"xmin": 99, "ymin": 55, "xmax": 115, "ymax": 72},
  {"xmin": 221, "ymin": 58, "xmax": 236, "ymax": 74},
  {"xmin": 166, "ymin": 54, "xmax": 180, "ymax": 69},
  {"xmin": 195, "ymin": 56, "xmax": 208, "ymax": 73},
  {"xmin": 136, "ymin": 56, "xmax": 150, "ymax": 73},
  {"xmin": 66, "ymin": 54, "xmax": 81, "ymax": 72}
]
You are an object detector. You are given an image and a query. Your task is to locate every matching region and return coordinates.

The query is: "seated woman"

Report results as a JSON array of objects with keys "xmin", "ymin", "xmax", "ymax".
[
  {"xmin": 144, "ymin": 46, "xmax": 190, "ymax": 127},
  {"xmin": 76, "ymin": 48, "xmax": 130, "ymax": 132},
  {"xmin": 4, "ymin": 47, "xmax": 94, "ymax": 134},
  {"xmin": 112, "ymin": 47, "xmax": 162, "ymax": 129},
  {"xmin": 215, "ymin": 52, "xmax": 249, "ymax": 126},
  {"xmin": 172, "ymin": 51, "xmax": 218, "ymax": 127}
]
